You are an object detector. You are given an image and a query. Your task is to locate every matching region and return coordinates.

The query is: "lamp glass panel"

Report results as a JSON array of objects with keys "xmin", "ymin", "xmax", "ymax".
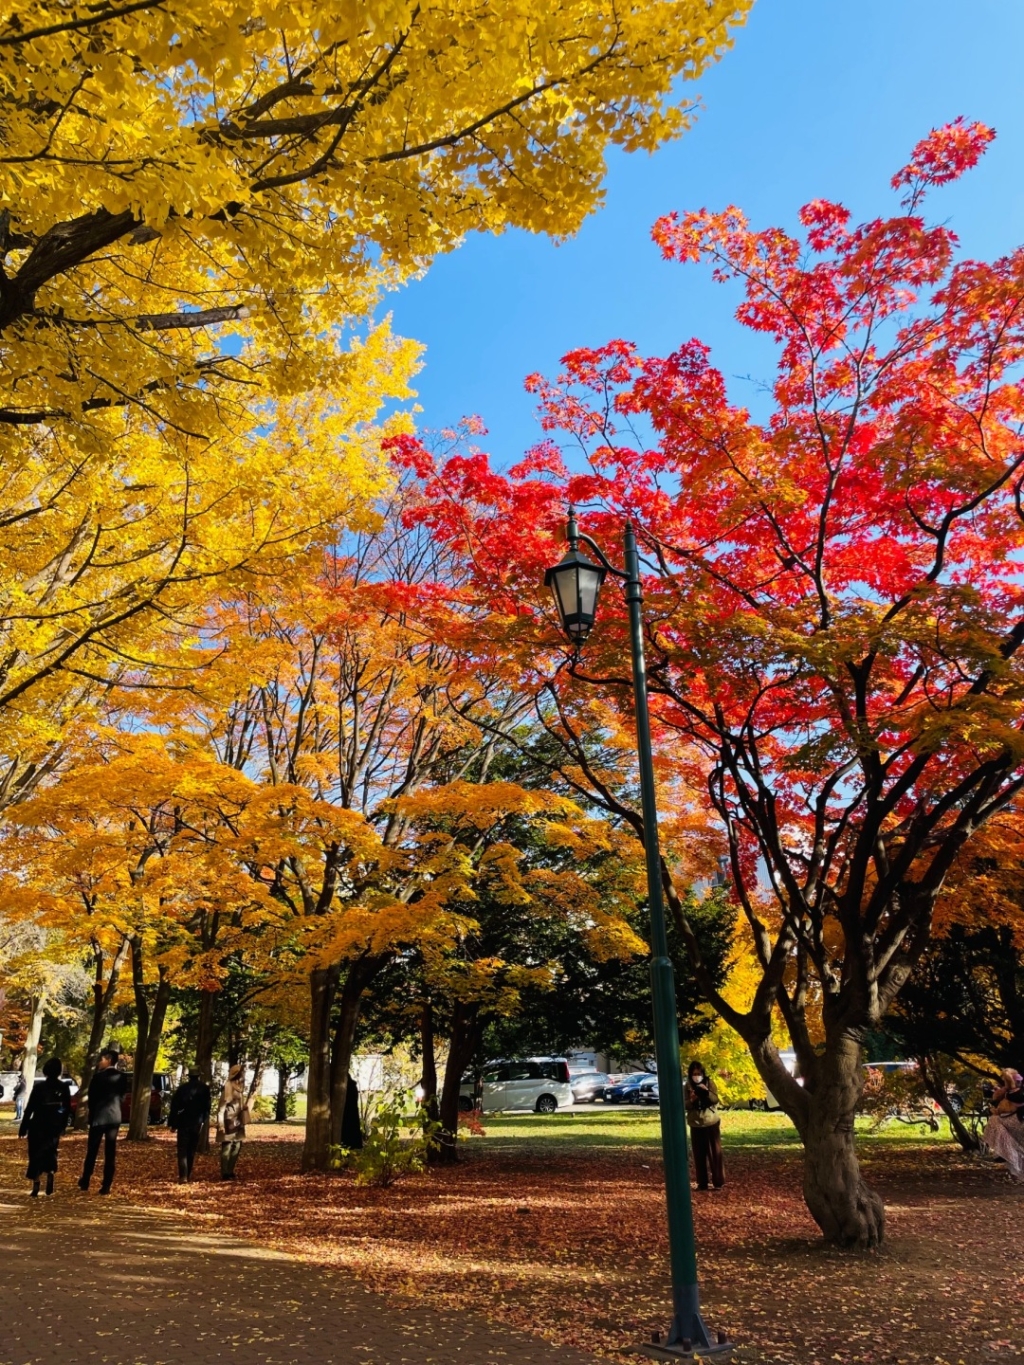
[
  {"xmin": 551, "ymin": 564, "xmax": 579, "ymax": 622},
  {"xmin": 577, "ymin": 564, "xmax": 603, "ymax": 620}
]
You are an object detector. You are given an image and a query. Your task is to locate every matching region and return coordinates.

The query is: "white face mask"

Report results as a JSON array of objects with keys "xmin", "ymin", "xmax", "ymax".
[{"xmin": 693, "ymin": 1073, "xmax": 704, "ymax": 1083}]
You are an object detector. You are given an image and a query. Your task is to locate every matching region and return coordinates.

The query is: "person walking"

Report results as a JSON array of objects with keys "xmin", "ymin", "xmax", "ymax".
[
  {"xmin": 685, "ymin": 1059, "xmax": 725, "ymax": 1191},
  {"xmin": 13, "ymin": 1073, "xmax": 27, "ymax": 1123},
  {"xmin": 216, "ymin": 1064, "xmax": 250, "ymax": 1181},
  {"xmin": 19, "ymin": 1058, "xmax": 71, "ymax": 1197},
  {"xmin": 168, "ymin": 1070, "xmax": 211, "ymax": 1183},
  {"xmin": 78, "ymin": 1048, "xmax": 129, "ymax": 1195}
]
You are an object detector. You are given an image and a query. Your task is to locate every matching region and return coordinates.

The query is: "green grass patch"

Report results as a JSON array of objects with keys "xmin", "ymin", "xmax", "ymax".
[{"xmin": 468, "ymin": 1105, "xmax": 953, "ymax": 1158}]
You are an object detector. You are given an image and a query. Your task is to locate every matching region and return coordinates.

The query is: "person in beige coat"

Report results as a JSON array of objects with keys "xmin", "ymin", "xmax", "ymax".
[{"xmin": 217, "ymin": 1064, "xmax": 250, "ymax": 1180}]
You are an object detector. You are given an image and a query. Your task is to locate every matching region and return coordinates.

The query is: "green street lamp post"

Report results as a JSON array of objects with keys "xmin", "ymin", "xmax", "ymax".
[{"xmin": 545, "ymin": 508, "xmax": 733, "ymax": 1361}]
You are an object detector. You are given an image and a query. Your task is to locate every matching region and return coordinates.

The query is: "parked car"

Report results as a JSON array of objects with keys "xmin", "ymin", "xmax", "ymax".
[
  {"xmin": 748, "ymin": 1049, "xmax": 800, "ymax": 1111},
  {"xmin": 459, "ymin": 1058, "xmax": 574, "ymax": 1114},
  {"xmin": 0, "ymin": 1070, "xmax": 20, "ymax": 1106},
  {"xmin": 604, "ymin": 1072, "xmax": 657, "ymax": 1104},
  {"xmin": 638, "ymin": 1078, "xmax": 660, "ymax": 1105},
  {"xmin": 570, "ymin": 1071, "xmax": 610, "ymax": 1103},
  {"xmin": 861, "ymin": 1060, "xmax": 964, "ymax": 1118}
]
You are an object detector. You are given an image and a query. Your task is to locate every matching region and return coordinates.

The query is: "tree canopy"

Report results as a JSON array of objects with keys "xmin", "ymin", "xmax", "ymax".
[{"xmin": 396, "ymin": 119, "xmax": 1024, "ymax": 1246}]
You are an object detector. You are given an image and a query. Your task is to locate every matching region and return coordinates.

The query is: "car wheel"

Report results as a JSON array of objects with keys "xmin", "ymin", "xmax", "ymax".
[
  {"xmin": 535, "ymin": 1094, "xmax": 558, "ymax": 1115},
  {"xmin": 457, "ymin": 1096, "xmax": 473, "ymax": 1113}
]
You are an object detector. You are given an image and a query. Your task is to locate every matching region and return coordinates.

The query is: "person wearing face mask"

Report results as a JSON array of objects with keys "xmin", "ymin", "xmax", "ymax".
[{"xmin": 685, "ymin": 1060, "xmax": 725, "ymax": 1191}]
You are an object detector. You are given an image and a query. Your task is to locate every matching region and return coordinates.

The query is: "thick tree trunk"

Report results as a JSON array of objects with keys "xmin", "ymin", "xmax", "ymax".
[
  {"xmin": 801, "ymin": 1107, "xmax": 886, "ymax": 1248},
  {"xmin": 420, "ymin": 999, "xmax": 439, "ymax": 1123},
  {"xmin": 746, "ymin": 1031, "xmax": 884, "ymax": 1248},
  {"xmin": 797, "ymin": 1043, "xmax": 885, "ymax": 1249},
  {"xmin": 19, "ymin": 994, "xmax": 45, "ymax": 1090},
  {"xmin": 301, "ymin": 964, "xmax": 339, "ymax": 1173},
  {"xmin": 75, "ymin": 938, "xmax": 128, "ymax": 1128},
  {"xmin": 437, "ymin": 1001, "xmax": 482, "ymax": 1165},
  {"xmin": 329, "ymin": 955, "xmax": 388, "ymax": 1146},
  {"xmin": 127, "ymin": 964, "xmax": 171, "ymax": 1142}
]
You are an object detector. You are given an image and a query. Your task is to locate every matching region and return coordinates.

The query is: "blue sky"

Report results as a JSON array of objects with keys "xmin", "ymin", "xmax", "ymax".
[{"xmin": 387, "ymin": 0, "xmax": 1024, "ymax": 465}]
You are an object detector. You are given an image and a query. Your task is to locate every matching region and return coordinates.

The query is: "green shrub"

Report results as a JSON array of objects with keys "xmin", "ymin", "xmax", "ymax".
[
  {"xmin": 250, "ymin": 1094, "xmax": 275, "ymax": 1122},
  {"xmin": 330, "ymin": 1088, "xmax": 439, "ymax": 1187}
]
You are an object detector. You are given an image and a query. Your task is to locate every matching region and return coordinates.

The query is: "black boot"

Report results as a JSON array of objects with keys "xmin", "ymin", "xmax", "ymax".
[
  {"xmin": 30, "ymin": 1182, "xmax": 40, "ymax": 1197},
  {"xmin": 45, "ymin": 1173, "xmax": 55, "ymax": 1196}
]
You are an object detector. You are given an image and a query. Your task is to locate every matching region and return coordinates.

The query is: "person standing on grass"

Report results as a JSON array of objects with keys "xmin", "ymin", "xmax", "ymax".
[
  {"xmin": 685, "ymin": 1059, "xmax": 725, "ymax": 1192},
  {"xmin": 168, "ymin": 1069, "xmax": 211, "ymax": 1183},
  {"xmin": 13, "ymin": 1072, "xmax": 27, "ymax": 1123},
  {"xmin": 217, "ymin": 1063, "xmax": 250, "ymax": 1181},
  {"xmin": 19, "ymin": 1058, "xmax": 71, "ymax": 1197},
  {"xmin": 78, "ymin": 1048, "xmax": 129, "ymax": 1195}
]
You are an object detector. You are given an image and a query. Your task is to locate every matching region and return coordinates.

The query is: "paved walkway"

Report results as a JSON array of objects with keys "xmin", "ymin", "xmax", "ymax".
[{"xmin": 0, "ymin": 1185, "xmax": 606, "ymax": 1365}]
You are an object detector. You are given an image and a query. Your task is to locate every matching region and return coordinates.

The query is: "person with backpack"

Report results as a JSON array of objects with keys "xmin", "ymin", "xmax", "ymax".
[
  {"xmin": 216, "ymin": 1064, "xmax": 250, "ymax": 1180},
  {"xmin": 19, "ymin": 1057, "xmax": 71, "ymax": 1197},
  {"xmin": 78, "ymin": 1048, "xmax": 129, "ymax": 1194},
  {"xmin": 168, "ymin": 1070, "xmax": 212, "ymax": 1183}
]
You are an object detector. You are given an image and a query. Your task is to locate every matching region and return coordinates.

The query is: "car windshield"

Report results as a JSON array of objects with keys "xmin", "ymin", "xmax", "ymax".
[{"xmin": 620, "ymin": 1073, "xmax": 649, "ymax": 1085}]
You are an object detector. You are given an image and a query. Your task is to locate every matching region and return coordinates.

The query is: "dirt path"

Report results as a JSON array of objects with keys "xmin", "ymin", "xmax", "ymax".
[
  {"xmin": 1, "ymin": 1122, "xmax": 1021, "ymax": 1364},
  {"xmin": 0, "ymin": 1150, "xmax": 606, "ymax": 1365}
]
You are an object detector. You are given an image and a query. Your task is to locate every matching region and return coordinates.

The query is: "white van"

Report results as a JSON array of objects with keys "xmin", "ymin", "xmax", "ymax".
[
  {"xmin": 760, "ymin": 1049, "xmax": 799, "ymax": 1111},
  {"xmin": 459, "ymin": 1058, "xmax": 575, "ymax": 1114}
]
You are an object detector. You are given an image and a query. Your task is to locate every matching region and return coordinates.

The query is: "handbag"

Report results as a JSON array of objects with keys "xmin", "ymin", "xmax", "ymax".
[{"xmin": 687, "ymin": 1081, "xmax": 720, "ymax": 1127}]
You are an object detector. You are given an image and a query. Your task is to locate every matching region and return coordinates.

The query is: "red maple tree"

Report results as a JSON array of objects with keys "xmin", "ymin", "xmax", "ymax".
[{"xmin": 393, "ymin": 119, "xmax": 1024, "ymax": 1247}]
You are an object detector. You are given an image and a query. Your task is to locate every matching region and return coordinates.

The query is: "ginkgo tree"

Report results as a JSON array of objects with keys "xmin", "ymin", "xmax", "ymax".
[
  {"xmin": 0, "ymin": 0, "xmax": 750, "ymax": 759},
  {"xmin": 0, "ymin": 342, "xmax": 418, "ymax": 814},
  {"xmin": 398, "ymin": 120, "xmax": 1024, "ymax": 1248}
]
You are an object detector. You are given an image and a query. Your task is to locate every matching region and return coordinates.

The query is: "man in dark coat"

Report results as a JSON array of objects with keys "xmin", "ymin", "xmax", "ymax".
[
  {"xmin": 341, "ymin": 1073, "xmax": 363, "ymax": 1150},
  {"xmin": 168, "ymin": 1070, "xmax": 211, "ymax": 1182},
  {"xmin": 78, "ymin": 1049, "xmax": 129, "ymax": 1194},
  {"xmin": 19, "ymin": 1057, "xmax": 71, "ymax": 1196}
]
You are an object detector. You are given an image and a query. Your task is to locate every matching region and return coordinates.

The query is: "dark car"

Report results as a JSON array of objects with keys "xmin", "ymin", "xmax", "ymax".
[
  {"xmin": 604, "ymin": 1072, "xmax": 657, "ymax": 1104},
  {"xmin": 122, "ymin": 1071, "xmax": 171, "ymax": 1125},
  {"xmin": 570, "ymin": 1071, "xmax": 610, "ymax": 1103}
]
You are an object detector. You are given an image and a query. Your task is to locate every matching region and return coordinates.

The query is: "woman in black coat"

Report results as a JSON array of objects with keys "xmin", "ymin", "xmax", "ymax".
[{"xmin": 19, "ymin": 1057, "xmax": 71, "ymax": 1196}]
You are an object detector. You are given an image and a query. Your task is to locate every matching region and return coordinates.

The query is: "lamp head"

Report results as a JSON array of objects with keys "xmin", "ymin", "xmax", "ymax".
[{"xmin": 544, "ymin": 510, "xmax": 606, "ymax": 645}]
